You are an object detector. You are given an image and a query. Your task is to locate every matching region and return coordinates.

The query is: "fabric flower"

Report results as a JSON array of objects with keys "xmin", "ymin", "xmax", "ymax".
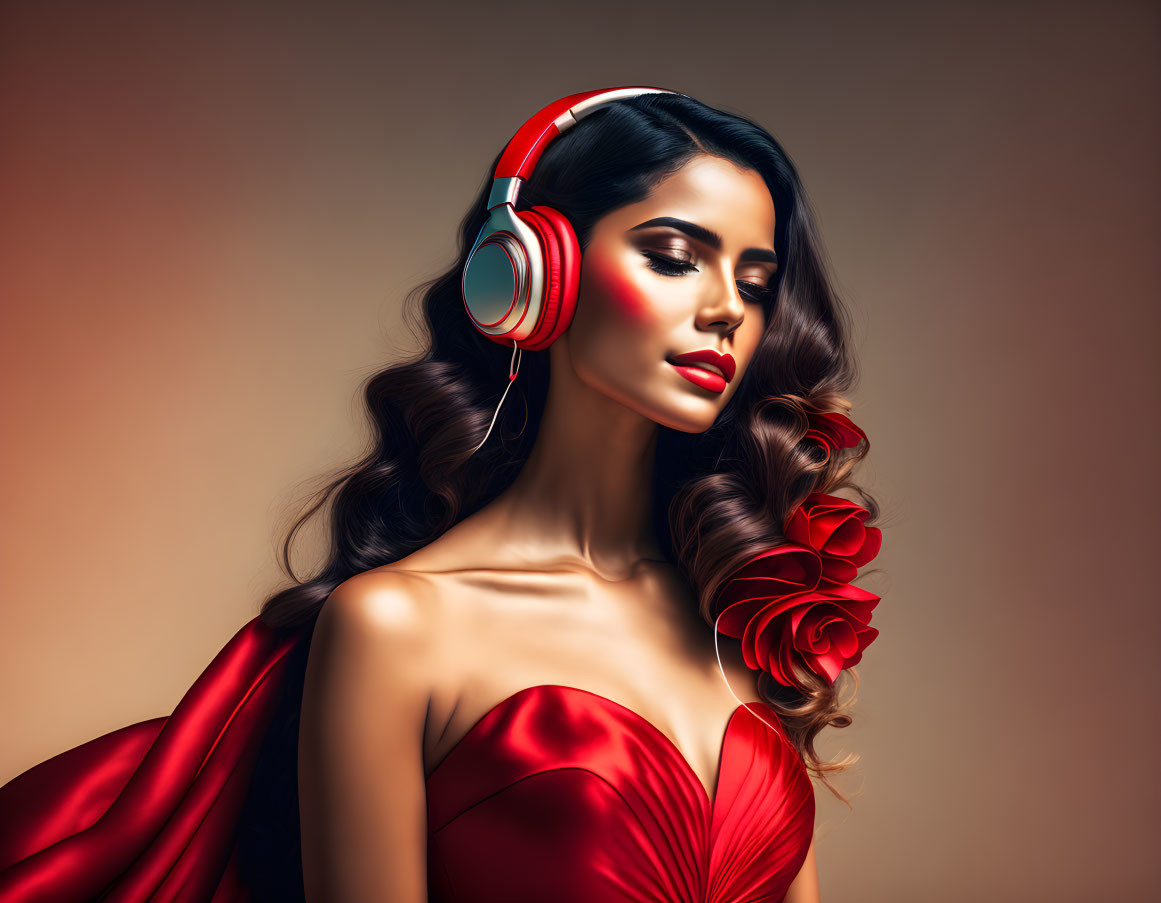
[
  {"xmin": 785, "ymin": 491, "xmax": 882, "ymax": 582},
  {"xmin": 804, "ymin": 411, "xmax": 865, "ymax": 450},
  {"xmin": 740, "ymin": 582, "xmax": 880, "ymax": 686},
  {"xmin": 714, "ymin": 545, "xmax": 823, "ymax": 637},
  {"xmin": 713, "ymin": 494, "xmax": 883, "ymax": 691},
  {"xmin": 803, "ymin": 411, "xmax": 866, "ymax": 464}
]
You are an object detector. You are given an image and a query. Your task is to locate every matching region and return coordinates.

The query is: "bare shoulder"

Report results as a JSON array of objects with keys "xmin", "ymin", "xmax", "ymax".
[
  {"xmin": 298, "ymin": 568, "xmax": 456, "ymax": 901},
  {"xmin": 319, "ymin": 569, "xmax": 436, "ymax": 643},
  {"xmin": 310, "ymin": 568, "xmax": 461, "ymax": 698}
]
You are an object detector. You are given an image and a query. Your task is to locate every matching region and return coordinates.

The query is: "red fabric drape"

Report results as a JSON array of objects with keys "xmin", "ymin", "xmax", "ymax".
[{"xmin": 0, "ymin": 618, "xmax": 308, "ymax": 903}]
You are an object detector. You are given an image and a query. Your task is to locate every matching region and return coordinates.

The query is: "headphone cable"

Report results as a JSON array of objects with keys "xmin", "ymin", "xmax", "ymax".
[{"xmin": 468, "ymin": 340, "xmax": 522, "ymax": 455}]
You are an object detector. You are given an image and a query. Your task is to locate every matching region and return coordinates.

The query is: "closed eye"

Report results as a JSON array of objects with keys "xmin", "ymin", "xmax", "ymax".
[
  {"xmin": 642, "ymin": 250, "xmax": 698, "ymax": 276},
  {"xmin": 642, "ymin": 251, "xmax": 775, "ymax": 304}
]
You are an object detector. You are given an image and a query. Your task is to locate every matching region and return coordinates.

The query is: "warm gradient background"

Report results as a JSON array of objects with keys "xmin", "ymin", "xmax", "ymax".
[{"xmin": 2, "ymin": 2, "xmax": 1159, "ymax": 900}]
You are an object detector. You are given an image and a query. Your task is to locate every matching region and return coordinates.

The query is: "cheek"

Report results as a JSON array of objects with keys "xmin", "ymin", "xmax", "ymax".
[{"xmin": 584, "ymin": 253, "xmax": 662, "ymax": 325}]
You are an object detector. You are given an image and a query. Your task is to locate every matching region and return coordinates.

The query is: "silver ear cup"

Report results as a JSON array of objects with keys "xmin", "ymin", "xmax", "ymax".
[
  {"xmin": 462, "ymin": 203, "xmax": 546, "ymax": 344},
  {"xmin": 462, "ymin": 231, "xmax": 526, "ymax": 329}
]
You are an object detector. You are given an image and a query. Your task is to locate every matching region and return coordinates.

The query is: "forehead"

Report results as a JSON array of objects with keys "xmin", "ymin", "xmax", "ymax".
[{"xmin": 601, "ymin": 154, "xmax": 777, "ymax": 249}]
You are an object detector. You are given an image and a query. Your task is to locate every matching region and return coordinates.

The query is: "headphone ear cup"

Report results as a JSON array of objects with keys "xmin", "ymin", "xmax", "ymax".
[{"xmin": 515, "ymin": 206, "xmax": 581, "ymax": 351}]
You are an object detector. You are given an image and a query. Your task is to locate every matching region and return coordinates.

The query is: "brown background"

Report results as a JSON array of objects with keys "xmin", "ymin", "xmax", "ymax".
[{"xmin": 2, "ymin": 2, "xmax": 1158, "ymax": 899}]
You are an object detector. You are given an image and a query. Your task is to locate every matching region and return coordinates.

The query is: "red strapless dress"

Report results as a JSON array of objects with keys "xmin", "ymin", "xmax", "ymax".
[{"xmin": 0, "ymin": 618, "xmax": 814, "ymax": 903}]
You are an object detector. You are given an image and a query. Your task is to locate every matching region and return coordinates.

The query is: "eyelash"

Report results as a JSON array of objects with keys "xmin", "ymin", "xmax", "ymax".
[{"xmin": 641, "ymin": 250, "xmax": 775, "ymax": 305}]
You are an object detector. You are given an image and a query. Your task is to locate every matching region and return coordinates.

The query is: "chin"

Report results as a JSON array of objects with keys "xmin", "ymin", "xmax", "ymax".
[
  {"xmin": 648, "ymin": 398, "xmax": 724, "ymax": 434},
  {"xmin": 662, "ymin": 415, "xmax": 719, "ymax": 434}
]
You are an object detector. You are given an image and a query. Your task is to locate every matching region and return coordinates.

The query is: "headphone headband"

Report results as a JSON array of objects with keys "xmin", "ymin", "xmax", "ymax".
[{"xmin": 487, "ymin": 87, "xmax": 682, "ymax": 210}]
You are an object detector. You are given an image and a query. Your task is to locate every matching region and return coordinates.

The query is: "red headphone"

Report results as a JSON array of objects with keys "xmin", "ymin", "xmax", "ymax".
[{"xmin": 461, "ymin": 87, "xmax": 683, "ymax": 352}]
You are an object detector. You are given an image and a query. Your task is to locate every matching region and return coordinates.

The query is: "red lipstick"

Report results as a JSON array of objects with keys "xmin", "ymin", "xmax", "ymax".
[{"xmin": 667, "ymin": 349, "xmax": 736, "ymax": 394}]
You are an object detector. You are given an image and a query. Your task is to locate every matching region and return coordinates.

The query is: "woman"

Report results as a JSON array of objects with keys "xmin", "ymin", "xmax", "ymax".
[{"xmin": 0, "ymin": 87, "xmax": 882, "ymax": 902}]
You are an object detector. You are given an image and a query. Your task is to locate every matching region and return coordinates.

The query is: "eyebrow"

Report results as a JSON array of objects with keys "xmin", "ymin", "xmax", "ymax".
[{"xmin": 627, "ymin": 216, "xmax": 778, "ymax": 265}]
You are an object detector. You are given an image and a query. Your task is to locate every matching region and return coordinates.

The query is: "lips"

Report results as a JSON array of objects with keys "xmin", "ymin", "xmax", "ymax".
[
  {"xmin": 667, "ymin": 349, "xmax": 736, "ymax": 393},
  {"xmin": 670, "ymin": 364, "xmax": 726, "ymax": 393}
]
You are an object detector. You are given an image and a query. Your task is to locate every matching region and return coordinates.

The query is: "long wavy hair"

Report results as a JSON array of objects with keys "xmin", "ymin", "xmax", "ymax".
[{"xmin": 257, "ymin": 92, "xmax": 880, "ymax": 802}]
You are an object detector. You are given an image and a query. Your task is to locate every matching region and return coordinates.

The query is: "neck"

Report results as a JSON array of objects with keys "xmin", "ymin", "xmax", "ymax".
[{"xmin": 485, "ymin": 349, "xmax": 665, "ymax": 581}]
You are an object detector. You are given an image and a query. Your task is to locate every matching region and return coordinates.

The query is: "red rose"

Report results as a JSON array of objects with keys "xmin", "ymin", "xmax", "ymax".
[
  {"xmin": 713, "ymin": 500, "xmax": 883, "ymax": 690},
  {"xmin": 741, "ymin": 583, "xmax": 880, "ymax": 686},
  {"xmin": 804, "ymin": 411, "xmax": 866, "ymax": 462},
  {"xmin": 714, "ymin": 545, "xmax": 823, "ymax": 638},
  {"xmin": 785, "ymin": 491, "xmax": 882, "ymax": 582}
]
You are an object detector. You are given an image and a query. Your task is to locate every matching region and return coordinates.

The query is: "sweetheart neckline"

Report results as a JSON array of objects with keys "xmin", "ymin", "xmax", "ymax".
[{"xmin": 426, "ymin": 683, "xmax": 783, "ymax": 805}]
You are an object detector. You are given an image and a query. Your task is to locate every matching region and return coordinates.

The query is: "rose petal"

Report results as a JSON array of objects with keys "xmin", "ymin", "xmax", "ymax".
[
  {"xmin": 820, "ymin": 556, "xmax": 857, "ymax": 584},
  {"xmin": 717, "ymin": 592, "xmax": 802, "ymax": 638},
  {"xmin": 713, "ymin": 545, "xmax": 822, "ymax": 635},
  {"xmin": 841, "ymin": 626, "xmax": 880, "ymax": 669},
  {"xmin": 804, "ymin": 411, "xmax": 866, "ymax": 451},
  {"xmin": 786, "ymin": 493, "xmax": 881, "ymax": 568},
  {"xmin": 849, "ymin": 526, "xmax": 882, "ymax": 568},
  {"xmin": 727, "ymin": 544, "xmax": 822, "ymax": 587},
  {"xmin": 809, "ymin": 643, "xmax": 849, "ymax": 684}
]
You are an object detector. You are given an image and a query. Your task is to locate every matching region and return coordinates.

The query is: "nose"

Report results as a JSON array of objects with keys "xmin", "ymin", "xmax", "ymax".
[{"xmin": 695, "ymin": 266, "xmax": 747, "ymax": 335}]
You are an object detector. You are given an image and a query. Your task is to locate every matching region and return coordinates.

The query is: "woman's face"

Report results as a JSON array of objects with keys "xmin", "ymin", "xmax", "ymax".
[{"xmin": 562, "ymin": 154, "xmax": 778, "ymax": 434}]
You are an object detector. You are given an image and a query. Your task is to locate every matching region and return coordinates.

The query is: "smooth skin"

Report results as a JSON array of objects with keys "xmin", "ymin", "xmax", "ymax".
[{"xmin": 299, "ymin": 154, "xmax": 821, "ymax": 902}]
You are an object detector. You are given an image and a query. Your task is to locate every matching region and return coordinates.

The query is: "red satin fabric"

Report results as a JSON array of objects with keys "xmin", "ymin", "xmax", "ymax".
[
  {"xmin": 427, "ymin": 685, "xmax": 814, "ymax": 903},
  {"xmin": 0, "ymin": 618, "xmax": 305, "ymax": 903},
  {"xmin": 0, "ymin": 619, "xmax": 814, "ymax": 902}
]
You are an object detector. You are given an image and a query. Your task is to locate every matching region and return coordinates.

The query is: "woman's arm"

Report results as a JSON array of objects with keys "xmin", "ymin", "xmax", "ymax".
[
  {"xmin": 298, "ymin": 571, "xmax": 437, "ymax": 903},
  {"xmin": 783, "ymin": 838, "xmax": 821, "ymax": 903}
]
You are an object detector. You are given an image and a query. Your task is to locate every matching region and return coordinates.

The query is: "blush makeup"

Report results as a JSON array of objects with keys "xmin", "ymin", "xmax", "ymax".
[{"xmin": 586, "ymin": 253, "xmax": 655, "ymax": 322}]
